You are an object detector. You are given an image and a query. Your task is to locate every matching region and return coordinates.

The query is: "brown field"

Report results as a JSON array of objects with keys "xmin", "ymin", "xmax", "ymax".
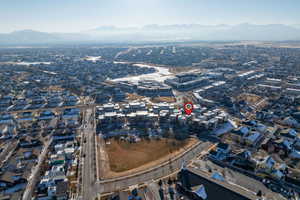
[
  {"xmin": 182, "ymin": 95, "xmax": 195, "ymax": 103},
  {"xmin": 168, "ymin": 67, "xmax": 197, "ymax": 73},
  {"xmin": 151, "ymin": 96, "xmax": 176, "ymax": 103},
  {"xmin": 105, "ymin": 138, "xmax": 197, "ymax": 174},
  {"xmin": 47, "ymin": 85, "xmax": 64, "ymax": 91},
  {"xmin": 126, "ymin": 93, "xmax": 145, "ymax": 101},
  {"xmin": 237, "ymin": 93, "xmax": 262, "ymax": 104}
]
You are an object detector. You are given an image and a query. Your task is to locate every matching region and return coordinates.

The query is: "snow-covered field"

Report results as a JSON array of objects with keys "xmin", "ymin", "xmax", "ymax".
[{"xmin": 111, "ymin": 63, "xmax": 174, "ymax": 83}]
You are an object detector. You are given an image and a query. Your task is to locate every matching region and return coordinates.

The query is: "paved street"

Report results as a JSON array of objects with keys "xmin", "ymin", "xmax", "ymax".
[
  {"xmin": 22, "ymin": 138, "xmax": 52, "ymax": 200},
  {"xmin": 81, "ymin": 107, "xmax": 97, "ymax": 200},
  {"xmin": 0, "ymin": 140, "xmax": 18, "ymax": 168},
  {"xmin": 95, "ymin": 141, "xmax": 213, "ymax": 194}
]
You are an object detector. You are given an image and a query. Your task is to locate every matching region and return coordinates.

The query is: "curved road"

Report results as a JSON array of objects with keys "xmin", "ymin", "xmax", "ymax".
[{"xmin": 94, "ymin": 141, "xmax": 213, "ymax": 197}]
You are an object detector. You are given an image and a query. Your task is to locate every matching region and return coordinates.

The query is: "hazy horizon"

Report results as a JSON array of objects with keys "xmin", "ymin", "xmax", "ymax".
[{"xmin": 1, "ymin": 0, "xmax": 300, "ymax": 33}]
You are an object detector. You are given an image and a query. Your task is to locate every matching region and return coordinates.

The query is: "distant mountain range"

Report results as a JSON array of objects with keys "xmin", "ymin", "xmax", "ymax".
[
  {"xmin": 0, "ymin": 30, "xmax": 91, "ymax": 45},
  {"xmin": 1, "ymin": 23, "xmax": 300, "ymax": 45}
]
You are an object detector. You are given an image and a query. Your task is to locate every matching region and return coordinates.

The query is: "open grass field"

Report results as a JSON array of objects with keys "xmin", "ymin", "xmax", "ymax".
[{"xmin": 105, "ymin": 138, "xmax": 196, "ymax": 173}]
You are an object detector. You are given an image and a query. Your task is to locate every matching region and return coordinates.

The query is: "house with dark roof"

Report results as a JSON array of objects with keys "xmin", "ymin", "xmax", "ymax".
[
  {"xmin": 0, "ymin": 172, "xmax": 27, "ymax": 194},
  {"xmin": 18, "ymin": 137, "xmax": 41, "ymax": 148},
  {"xmin": 209, "ymin": 143, "xmax": 231, "ymax": 161},
  {"xmin": 216, "ymin": 142, "xmax": 231, "ymax": 154},
  {"xmin": 55, "ymin": 181, "xmax": 69, "ymax": 200},
  {"xmin": 176, "ymin": 168, "xmax": 253, "ymax": 200}
]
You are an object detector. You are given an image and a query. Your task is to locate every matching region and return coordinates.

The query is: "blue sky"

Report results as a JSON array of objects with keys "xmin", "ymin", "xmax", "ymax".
[{"xmin": 1, "ymin": 0, "xmax": 299, "ymax": 33}]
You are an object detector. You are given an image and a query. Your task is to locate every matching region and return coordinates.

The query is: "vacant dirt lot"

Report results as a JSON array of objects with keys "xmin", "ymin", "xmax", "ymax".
[
  {"xmin": 126, "ymin": 93, "xmax": 145, "ymax": 101},
  {"xmin": 168, "ymin": 66, "xmax": 197, "ymax": 73},
  {"xmin": 237, "ymin": 93, "xmax": 263, "ymax": 105},
  {"xmin": 151, "ymin": 96, "xmax": 176, "ymax": 103},
  {"xmin": 105, "ymin": 138, "xmax": 197, "ymax": 175}
]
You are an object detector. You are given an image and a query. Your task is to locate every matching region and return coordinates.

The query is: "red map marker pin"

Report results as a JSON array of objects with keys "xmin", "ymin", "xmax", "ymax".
[{"xmin": 184, "ymin": 102, "xmax": 194, "ymax": 115}]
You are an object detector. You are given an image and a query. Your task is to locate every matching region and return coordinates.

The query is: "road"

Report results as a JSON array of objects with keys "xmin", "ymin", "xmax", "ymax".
[
  {"xmin": 94, "ymin": 141, "xmax": 213, "ymax": 194},
  {"xmin": 0, "ymin": 140, "xmax": 18, "ymax": 168},
  {"xmin": 81, "ymin": 107, "xmax": 97, "ymax": 200},
  {"xmin": 3, "ymin": 104, "xmax": 90, "ymax": 115},
  {"xmin": 22, "ymin": 138, "xmax": 52, "ymax": 200}
]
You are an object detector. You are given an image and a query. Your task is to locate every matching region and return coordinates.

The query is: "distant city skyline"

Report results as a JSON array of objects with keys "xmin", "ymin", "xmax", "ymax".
[{"xmin": 1, "ymin": 0, "xmax": 300, "ymax": 33}]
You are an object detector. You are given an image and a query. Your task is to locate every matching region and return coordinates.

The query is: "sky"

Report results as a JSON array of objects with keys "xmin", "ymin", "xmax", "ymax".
[{"xmin": 1, "ymin": 0, "xmax": 300, "ymax": 33}]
